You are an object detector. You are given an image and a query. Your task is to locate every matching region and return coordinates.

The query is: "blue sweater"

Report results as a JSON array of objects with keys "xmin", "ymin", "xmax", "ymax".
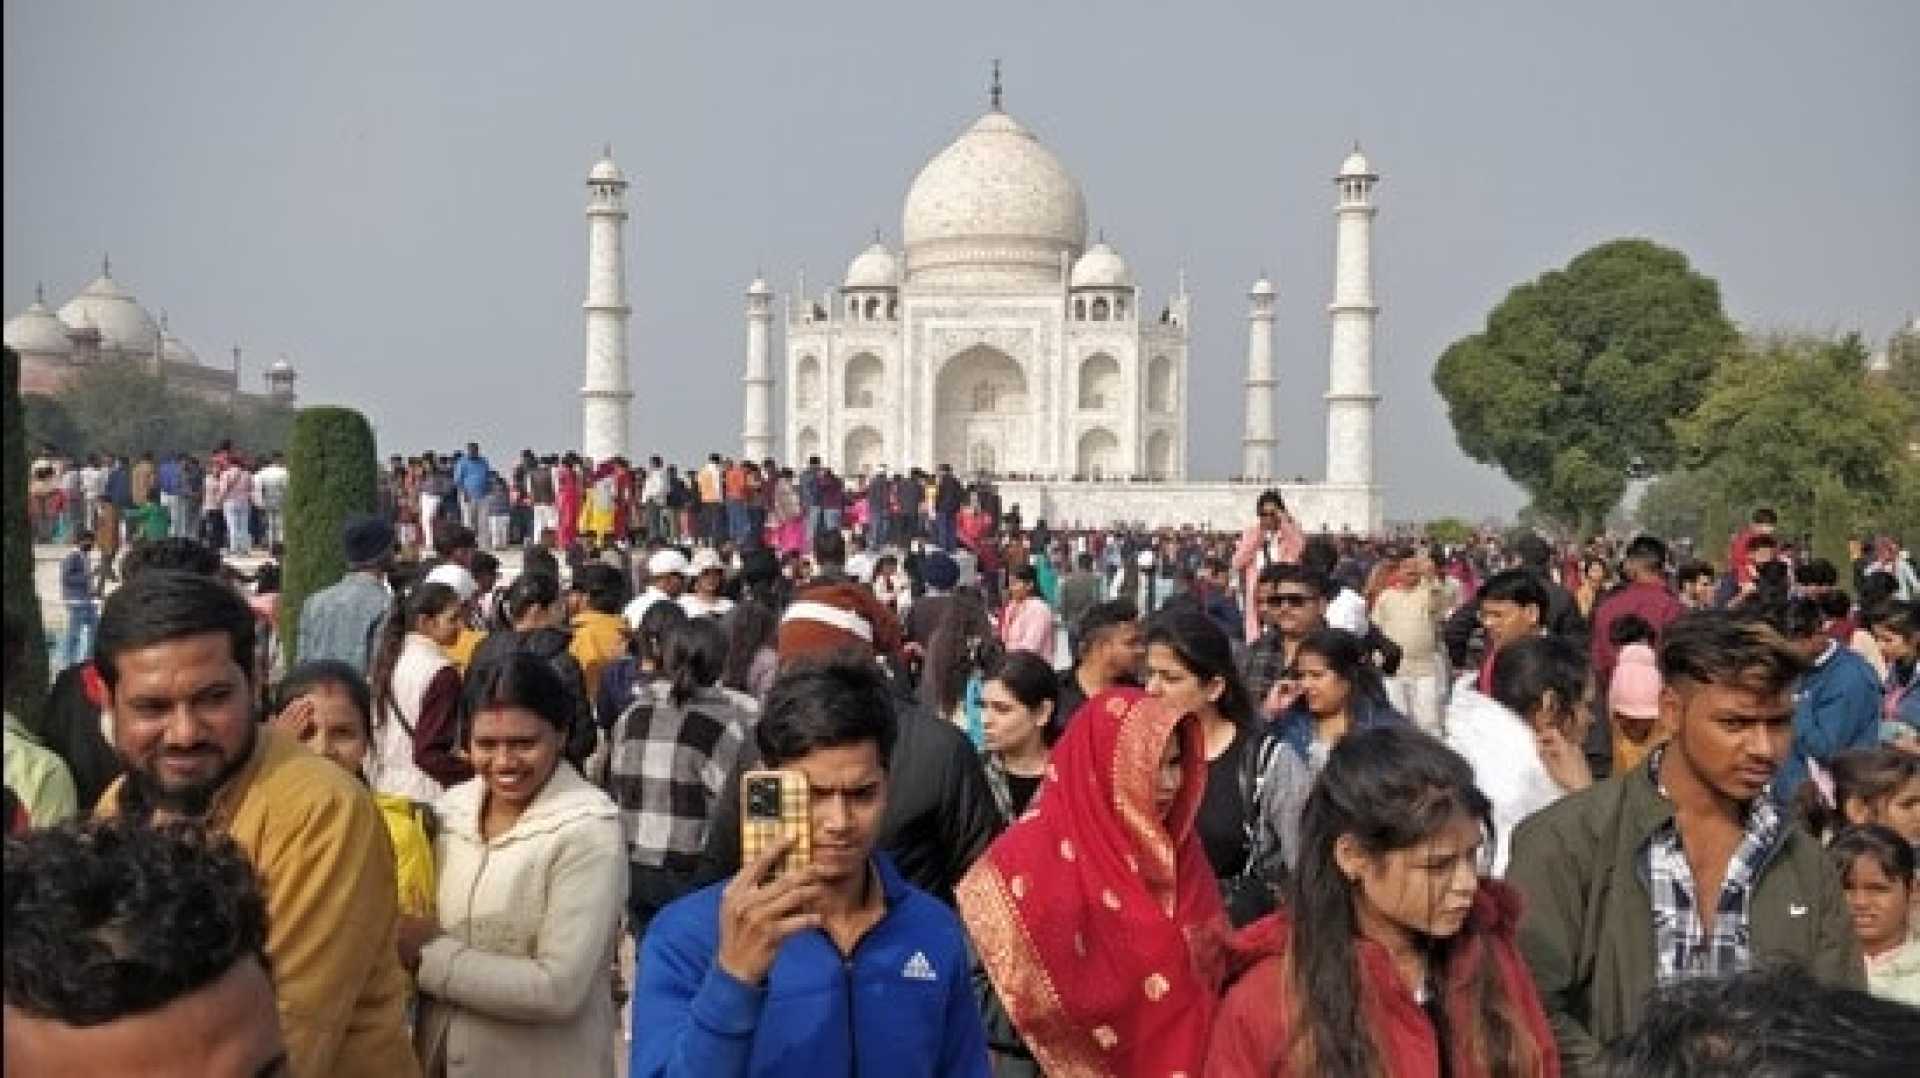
[
  {"xmin": 1773, "ymin": 642, "xmax": 1883, "ymax": 804},
  {"xmin": 452, "ymin": 454, "xmax": 491, "ymax": 497},
  {"xmin": 629, "ymin": 853, "xmax": 989, "ymax": 1078}
]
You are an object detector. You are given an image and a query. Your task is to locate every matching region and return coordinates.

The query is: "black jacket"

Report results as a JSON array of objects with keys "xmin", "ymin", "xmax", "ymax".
[{"xmin": 697, "ymin": 680, "xmax": 1002, "ymax": 905}]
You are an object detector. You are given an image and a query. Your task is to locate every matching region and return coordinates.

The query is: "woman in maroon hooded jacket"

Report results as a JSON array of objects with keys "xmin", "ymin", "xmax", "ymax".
[{"xmin": 1208, "ymin": 725, "xmax": 1556, "ymax": 1077}]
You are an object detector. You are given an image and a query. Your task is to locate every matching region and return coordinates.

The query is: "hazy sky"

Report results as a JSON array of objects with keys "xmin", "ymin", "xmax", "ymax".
[{"xmin": 6, "ymin": 1, "xmax": 1916, "ymax": 520}]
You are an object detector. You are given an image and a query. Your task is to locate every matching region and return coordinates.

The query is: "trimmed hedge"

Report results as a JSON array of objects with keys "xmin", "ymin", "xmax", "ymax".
[
  {"xmin": 4, "ymin": 347, "xmax": 50, "ymax": 725},
  {"xmin": 277, "ymin": 406, "xmax": 379, "ymax": 666}
]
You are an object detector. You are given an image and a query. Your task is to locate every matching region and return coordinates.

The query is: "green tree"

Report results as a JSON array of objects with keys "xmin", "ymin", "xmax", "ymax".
[
  {"xmin": 278, "ymin": 407, "xmax": 379, "ymax": 666},
  {"xmin": 1675, "ymin": 334, "xmax": 1910, "ymax": 534},
  {"xmin": 4, "ymin": 348, "xmax": 50, "ymax": 726},
  {"xmin": 22, "ymin": 363, "xmax": 293, "ymax": 460},
  {"xmin": 1634, "ymin": 469, "xmax": 1720, "ymax": 544},
  {"xmin": 1433, "ymin": 238, "xmax": 1737, "ymax": 534},
  {"xmin": 1424, "ymin": 516, "xmax": 1475, "ymax": 547}
]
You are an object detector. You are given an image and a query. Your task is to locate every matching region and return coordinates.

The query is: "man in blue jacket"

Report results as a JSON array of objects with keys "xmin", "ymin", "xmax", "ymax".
[
  {"xmin": 630, "ymin": 662, "xmax": 989, "ymax": 1078},
  {"xmin": 1772, "ymin": 596, "xmax": 1882, "ymax": 805},
  {"xmin": 451, "ymin": 441, "xmax": 491, "ymax": 542}
]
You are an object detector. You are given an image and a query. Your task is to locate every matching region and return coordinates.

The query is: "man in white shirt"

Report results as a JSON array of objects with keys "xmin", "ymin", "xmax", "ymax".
[
  {"xmin": 252, "ymin": 453, "xmax": 291, "ymax": 548},
  {"xmin": 624, "ymin": 547, "xmax": 691, "ymax": 627}
]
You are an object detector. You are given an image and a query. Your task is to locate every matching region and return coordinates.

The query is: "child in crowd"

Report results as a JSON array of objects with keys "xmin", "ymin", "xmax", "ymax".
[
  {"xmin": 270, "ymin": 661, "xmax": 437, "ymax": 918},
  {"xmin": 1830, "ymin": 826, "xmax": 1920, "ymax": 1007}
]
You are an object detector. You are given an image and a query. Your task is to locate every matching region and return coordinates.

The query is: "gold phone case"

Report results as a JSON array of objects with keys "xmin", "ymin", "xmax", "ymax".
[{"xmin": 740, "ymin": 769, "xmax": 811, "ymax": 880}]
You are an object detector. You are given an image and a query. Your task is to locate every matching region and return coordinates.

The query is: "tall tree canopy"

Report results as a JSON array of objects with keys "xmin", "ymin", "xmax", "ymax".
[
  {"xmin": 1675, "ymin": 333, "xmax": 1910, "ymax": 533},
  {"xmin": 1433, "ymin": 238, "xmax": 1737, "ymax": 533}
]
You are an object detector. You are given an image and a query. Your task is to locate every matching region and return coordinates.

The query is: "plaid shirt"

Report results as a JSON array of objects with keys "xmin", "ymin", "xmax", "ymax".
[
  {"xmin": 607, "ymin": 682, "xmax": 758, "ymax": 873},
  {"xmin": 1242, "ymin": 629, "xmax": 1292, "ymax": 706},
  {"xmin": 1644, "ymin": 747, "xmax": 1785, "ymax": 984}
]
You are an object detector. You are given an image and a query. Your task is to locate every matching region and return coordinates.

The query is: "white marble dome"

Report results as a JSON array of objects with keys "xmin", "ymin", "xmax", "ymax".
[
  {"xmin": 4, "ymin": 291, "xmax": 73, "ymax": 355},
  {"xmin": 157, "ymin": 317, "xmax": 198, "ymax": 365},
  {"xmin": 1069, "ymin": 241, "xmax": 1132, "ymax": 288},
  {"xmin": 1339, "ymin": 147, "xmax": 1374, "ymax": 177},
  {"xmin": 1249, "ymin": 276, "xmax": 1276, "ymax": 296},
  {"xmin": 843, "ymin": 242, "xmax": 900, "ymax": 288},
  {"xmin": 589, "ymin": 153, "xmax": 624, "ymax": 183},
  {"xmin": 57, "ymin": 271, "xmax": 159, "ymax": 353},
  {"xmin": 902, "ymin": 110, "xmax": 1088, "ymax": 286}
]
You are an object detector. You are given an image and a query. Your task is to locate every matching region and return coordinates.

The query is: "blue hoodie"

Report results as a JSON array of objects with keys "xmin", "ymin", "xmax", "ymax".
[
  {"xmin": 1773, "ymin": 641, "xmax": 1883, "ymax": 805},
  {"xmin": 629, "ymin": 853, "xmax": 989, "ymax": 1078}
]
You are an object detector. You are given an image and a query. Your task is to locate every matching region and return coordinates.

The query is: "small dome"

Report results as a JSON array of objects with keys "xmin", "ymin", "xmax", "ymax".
[
  {"xmin": 589, "ymin": 149, "xmax": 624, "ymax": 183},
  {"xmin": 1070, "ymin": 241, "xmax": 1132, "ymax": 288},
  {"xmin": 57, "ymin": 270, "xmax": 159, "ymax": 354},
  {"xmin": 902, "ymin": 109, "xmax": 1088, "ymax": 285},
  {"xmin": 746, "ymin": 276, "xmax": 771, "ymax": 296},
  {"xmin": 1249, "ymin": 276, "xmax": 1276, "ymax": 297},
  {"xmin": 1339, "ymin": 146, "xmax": 1375, "ymax": 177},
  {"xmin": 844, "ymin": 242, "xmax": 901, "ymax": 289},
  {"xmin": 268, "ymin": 357, "xmax": 296, "ymax": 375},
  {"xmin": 4, "ymin": 291, "xmax": 73, "ymax": 356}
]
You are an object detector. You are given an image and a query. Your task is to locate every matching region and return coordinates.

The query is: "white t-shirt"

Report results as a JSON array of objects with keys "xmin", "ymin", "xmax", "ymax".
[
  {"xmin": 679, "ymin": 593, "xmax": 734, "ymax": 619},
  {"xmin": 1326, "ymin": 586, "xmax": 1370, "ymax": 636}
]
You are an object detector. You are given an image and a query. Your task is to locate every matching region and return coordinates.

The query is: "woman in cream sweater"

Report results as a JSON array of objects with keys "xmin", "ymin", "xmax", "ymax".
[{"xmin": 398, "ymin": 652, "xmax": 627, "ymax": 1077}]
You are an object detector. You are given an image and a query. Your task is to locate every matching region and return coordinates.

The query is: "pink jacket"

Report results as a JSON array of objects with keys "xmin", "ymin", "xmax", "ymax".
[
  {"xmin": 1230, "ymin": 518, "xmax": 1305, "ymax": 643},
  {"xmin": 999, "ymin": 597, "xmax": 1056, "ymax": 663}
]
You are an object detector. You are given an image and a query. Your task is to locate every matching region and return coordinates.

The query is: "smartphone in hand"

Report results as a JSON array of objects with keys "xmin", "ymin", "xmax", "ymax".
[{"xmin": 740, "ymin": 769, "xmax": 811, "ymax": 881}]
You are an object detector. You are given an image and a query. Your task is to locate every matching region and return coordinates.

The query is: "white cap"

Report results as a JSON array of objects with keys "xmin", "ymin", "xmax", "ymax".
[
  {"xmin": 425, "ymin": 563, "xmax": 478, "ymax": 600},
  {"xmin": 689, "ymin": 547, "xmax": 725, "ymax": 575},
  {"xmin": 648, "ymin": 548, "xmax": 692, "ymax": 578}
]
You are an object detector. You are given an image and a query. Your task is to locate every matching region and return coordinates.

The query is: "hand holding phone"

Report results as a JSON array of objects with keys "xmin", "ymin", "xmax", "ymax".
[{"xmin": 716, "ymin": 832, "xmax": 823, "ymax": 985}]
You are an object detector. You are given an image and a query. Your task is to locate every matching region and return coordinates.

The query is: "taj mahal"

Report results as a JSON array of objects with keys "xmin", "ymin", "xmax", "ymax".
[{"xmin": 579, "ymin": 72, "xmax": 1386, "ymax": 532}]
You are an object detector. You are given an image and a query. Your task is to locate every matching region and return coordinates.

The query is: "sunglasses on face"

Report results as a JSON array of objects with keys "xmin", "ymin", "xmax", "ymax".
[{"xmin": 1261, "ymin": 593, "xmax": 1315, "ymax": 608}]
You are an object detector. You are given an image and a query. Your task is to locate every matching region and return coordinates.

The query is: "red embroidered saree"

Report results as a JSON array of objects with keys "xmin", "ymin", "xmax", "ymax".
[{"xmin": 958, "ymin": 688, "xmax": 1228, "ymax": 1077}]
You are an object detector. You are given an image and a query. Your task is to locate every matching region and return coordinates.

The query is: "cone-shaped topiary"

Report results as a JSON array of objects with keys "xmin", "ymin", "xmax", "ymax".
[
  {"xmin": 3, "ymin": 348, "xmax": 50, "ymax": 725},
  {"xmin": 277, "ymin": 406, "xmax": 378, "ymax": 666}
]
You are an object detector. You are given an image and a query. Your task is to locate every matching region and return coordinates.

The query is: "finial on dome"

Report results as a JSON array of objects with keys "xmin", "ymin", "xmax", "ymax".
[
  {"xmin": 1353, "ymin": 139, "xmax": 1362, "ymax": 153},
  {"xmin": 34, "ymin": 282, "xmax": 45, "ymax": 304},
  {"xmin": 603, "ymin": 141, "xmax": 612, "ymax": 158},
  {"xmin": 873, "ymin": 226, "xmax": 883, "ymax": 244},
  {"xmin": 989, "ymin": 59, "xmax": 1002, "ymax": 111},
  {"xmin": 102, "ymin": 252, "xmax": 112, "ymax": 277}
]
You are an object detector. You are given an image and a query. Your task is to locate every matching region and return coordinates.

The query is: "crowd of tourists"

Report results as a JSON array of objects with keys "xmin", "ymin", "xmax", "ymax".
[{"xmin": 9, "ymin": 440, "xmax": 1920, "ymax": 1076}]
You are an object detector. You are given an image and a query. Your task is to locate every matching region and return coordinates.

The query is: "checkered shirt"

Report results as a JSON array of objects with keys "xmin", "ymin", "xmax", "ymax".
[
  {"xmin": 1643, "ymin": 747, "xmax": 1785, "ymax": 984},
  {"xmin": 607, "ymin": 682, "xmax": 758, "ymax": 873},
  {"xmin": 1242, "ymin": 630, "xmax": 1290, "ymax": 706}
]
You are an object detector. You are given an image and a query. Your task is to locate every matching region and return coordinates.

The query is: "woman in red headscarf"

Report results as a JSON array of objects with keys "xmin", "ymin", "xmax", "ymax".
[{"xmin": 957, "ymin": 688, "xmax": 1228, "ymax": 1077}]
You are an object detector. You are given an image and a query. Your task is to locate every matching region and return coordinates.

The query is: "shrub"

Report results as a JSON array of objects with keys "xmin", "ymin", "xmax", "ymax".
[
  {"xmin": 277, "ymin": 407, "xmax": 378, "ymax": 665},
  {"xmin": 3, "ymin": 348, "xmax": 50, "ymax": 724}
]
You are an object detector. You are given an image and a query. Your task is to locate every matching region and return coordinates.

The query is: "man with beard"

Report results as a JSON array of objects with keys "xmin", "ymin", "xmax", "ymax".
[{"xmin": 91, "ymin": 571, "xmax": 418, "ymax": 1077}]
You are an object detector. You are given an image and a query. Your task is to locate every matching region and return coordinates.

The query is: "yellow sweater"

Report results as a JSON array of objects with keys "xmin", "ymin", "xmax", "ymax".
[{"xmin": 100, "ymin": 728, "xmax": 421, "ymax": 1078}]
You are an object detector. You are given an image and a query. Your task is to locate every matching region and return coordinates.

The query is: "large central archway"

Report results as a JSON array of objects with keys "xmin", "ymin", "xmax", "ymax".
[{"xmin": 934, "ymin": 345, "xmax": 1029, "ymax": 473}]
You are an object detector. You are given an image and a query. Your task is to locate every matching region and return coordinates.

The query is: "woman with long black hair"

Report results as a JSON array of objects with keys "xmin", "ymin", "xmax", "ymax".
[
  {"xmin": 1144, "ymin": 605, "xmax": 1262, "ymax": 914},
  {"xmin": 605, "ymin": 617, "xmax": 757, "ymax": 938},
  {"xmin": 1208, "ymin": 725, "xmax": 1556, "ymax": 1076},
  {"xmin": 366, "ymin": 578, "xmax": 472, "ymax": 801},
  {"xmin": 1244, "ymin": 628, "xmax": 1406, "ymax": 893}
]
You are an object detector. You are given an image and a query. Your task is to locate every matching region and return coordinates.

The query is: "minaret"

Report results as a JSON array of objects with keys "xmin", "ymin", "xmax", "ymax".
[
  {"xmin": 581, "ymin": 145, "xmax": 632, "ymax": 462},
  {"xmin": 1242, "ymin": 275, "xmax": 1278, "ymax": 479},
  {"xmin": 1324, "ymin": 144, "xmax": 1379, "ymax": 489},
  {"xmin": 742, "ymin": 276, "xmax": 774, "ymax": 460}
]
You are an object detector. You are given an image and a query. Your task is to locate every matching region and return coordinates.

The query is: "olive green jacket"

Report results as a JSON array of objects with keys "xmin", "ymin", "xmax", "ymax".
[{"xmin": 1507, "ymin": 757, "xmax": 1864, "ymax": 1076}]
